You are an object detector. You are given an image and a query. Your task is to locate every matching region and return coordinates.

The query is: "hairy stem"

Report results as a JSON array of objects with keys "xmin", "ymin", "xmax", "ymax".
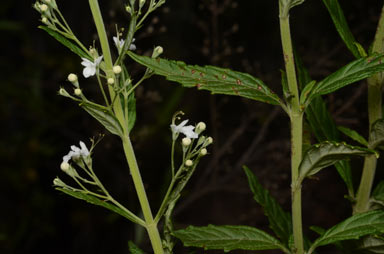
[
  {"xmin": 280, "ymin": 12, "xmax": 304, "ymax": 254},
  {"xmin": 354, "ymin": 4, "xmax": 384, "ymax": 214}
]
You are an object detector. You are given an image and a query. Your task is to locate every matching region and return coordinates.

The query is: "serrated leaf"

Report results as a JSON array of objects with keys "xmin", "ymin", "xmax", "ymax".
[
  {"xmin": 244, "ymin": 166, "xmax": 292, "ymax": 245},
  {"xmin": 299, "ymin": 141, "xmax": 376, "ymax": 182},
  {"xmin": 370, "ymin": 119, "xmax": 384, "ymax": 149},
  {"xmin": 39, "ymin": 26, "xmax": 90, "ymax": 59},
  {"xmin": 173, "ymin": 225, "xmax": 289, "ymax": 253},
  {"xmin": 56, "ymin": 188, "xmax": 140, "ymax": 223},
  {"xmin": 81, "ymin": 102, "xmax": 124, "ymax": 137},
  {"xmin": 322, "ymin": 0, "xmax": 361, "ymax": 58},
  {"xmin": 308, "ymin": 210, "xmax": 384, "ymax": 254},
  {"xmin": 128, "ymin": 52, "xmax": 282, "ymax": 106},
  {"xmin": 128, "ymin": 241, "xmax": 145, "ymax": 254},
  {"xmin": 337, "ymin": 126, "xmax": 368, "ymax": 146},
  {"xmin": 308, "ymin": 55, "xmax": 384, "ymax": 102},
  {"xmin": 295, "ymin": 51, "xmax": 354, "ymax": 195}
]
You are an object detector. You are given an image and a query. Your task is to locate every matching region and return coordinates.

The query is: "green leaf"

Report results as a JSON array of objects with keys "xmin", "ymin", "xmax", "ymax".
[
  {"xmin": 243, "ymin": 166, "xmax": 292, "ymax": 245},
  {"xmin": 80, "ymin": 102, "xmax": 124, "ymax": 137},
  {"xmin": 308, "ymin": 210, "xmax": 384, "ymax": 254},
  {"xmin": 337, "ymin": 126, "xmax": 369, "ymax": 146},
  {"xmin": 322, "ymin": 0, "xmax": 361, "ymax": 58},
  {"xmin": 354, "ymin": 235, "xmax": 384, "ymax": 254},
  {"xmin": 128, "ymin": 241, "xmax": 146, "ymax": 254},
  {"xmin": 295, "ymin": 50, "xmax": 354, "ymax": 195},
  {"xmin": 121, "ymin": 65, "xmax": 136, "ymax": 133},
  {"xmin": 308, "ymin": 55, "xmax": 384, "ymax": 102},
  {"xmin": 173, "ymin": 225, "xmax": 289, "ymax": 253},
  {"xmin": 128, "ymin": 52, "xmax": 282, "ymax": 106},
  {"xmin": 300, "ymin": 80, "xmax": 316, "ymax": 106},
  {"xmin": 370, "ymin": 119, "xmax": 384, "ymax": 149},
  {"xmin": 373, "ymin": 181, "xmax": 384, "ymax": 202},
  {"xmin": 299, "ymin": 141, "xmax": 376, "ymax": 182},
  {"xmin": 56, "ymin": 188, "xmax": 140, "ymax": 223},
  {"xmin": 39, "ymin": 26, "xmax": 90, "ymax": 59}
]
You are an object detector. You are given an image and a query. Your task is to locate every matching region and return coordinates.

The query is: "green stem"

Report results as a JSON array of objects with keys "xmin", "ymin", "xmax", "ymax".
[
  {"xmin": 280, "ymin": 12, "xmax": 304, "ymax": 254},
  {"xmin": 122, "ymin": 136, "xmax": 164, "ymax": 254},
  {"xmin": 354, "ymin": 4, "xmax": 384, "ymax": 214},
  {"xmin": 88, "ymin": 1, "xmax": 164, "ymax": 253}
]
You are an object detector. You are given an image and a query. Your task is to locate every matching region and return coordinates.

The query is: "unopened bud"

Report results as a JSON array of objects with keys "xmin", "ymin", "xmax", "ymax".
[
  {"xmin": 107, "ymin": 78, "xmax": 115, "ymax": 85},
  {"xmin": 40, "ymin": 4, "xmax": 48, "ymax": 12},
  {"xmin": 182, "ymin": 137, "xmax": 191, "ymax": 146},
  {"xmin": 74, "ymin": 88, "xmax": 82, "ymax": 96},
  {"xmin": 53, "ymin": 177, "xmax": 66, "ymax": 188},
  {"xmin": 185, "ymin": 159, "xmax": 193, "ymax": 167},
  {"xmin": 152, "ymin": 46, "xmax": 163, "ymax": 58},
  {"xmin": 59, "ymin": 87, "xmax": 71, "ymax": 98},
  {"xmin": 139, "ymin": 0, "xmax": 146, "ymax": 8},
  {"xmin": 195, "ymin": 122, "xmax": 206, "ymax": 134},
  {"xmin": 200, "ymin": 148, "xmax": 207, "ymax": 156},
  {"xmin": 125, "ymin": 5, "xmax": 131, "ymax": 13},
  {"xmin": 41, "ymin": 16, "xmax": 48, "ymax": 24},
  {"xmin": 68, "ymin": 73, "xmax": 78, "ymax": 83},
  {"xmin": 113, "ymin": 65, "xmax": 122, "ymax": 74},
  {"xmin": 206, "ymin": 137, "xmax": 213, "ymax": 145},
  {"xmin": 60, "ymin": 162, "xmax": 70, "ymax": 171}
]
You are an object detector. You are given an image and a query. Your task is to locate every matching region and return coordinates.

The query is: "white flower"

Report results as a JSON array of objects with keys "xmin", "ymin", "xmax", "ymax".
[
  {"xmin": 113, "ymin": 36, "xmax": 136, "ymax": 52},
  {"xmin": 61, "ymin": 141, "xmax": 90, "ymax": 166},
  {"xmin": 81, "ymin": 56, "xmax": 103, "ymax": 78},
  {"xmin": 171, "ymin": 120, "xmax": 198, "ymax": 139}
]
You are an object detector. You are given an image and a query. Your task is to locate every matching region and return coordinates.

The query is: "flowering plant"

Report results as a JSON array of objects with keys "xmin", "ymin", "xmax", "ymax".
[{"xmin": 35, "ymin": 0, "xmax": 384, "ymax": 253}]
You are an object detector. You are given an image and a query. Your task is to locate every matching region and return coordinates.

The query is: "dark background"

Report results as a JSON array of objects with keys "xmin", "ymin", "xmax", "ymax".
[{"xmin": 1, "ymin": 0, "xmax": 383, "ymax": 253}]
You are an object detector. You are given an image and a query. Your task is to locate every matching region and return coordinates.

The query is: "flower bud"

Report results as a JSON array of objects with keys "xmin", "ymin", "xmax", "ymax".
[
  {"xmin": 41, "ymin": 16, "xmax": 48, "ymax": 24},
  {"xmin": 206, "ymin": 137, "xmax": 213, "ymax": 145},
  {"xmin": 74, "ymin": 88, "xmax": 82, "ymax": 96},
  {"xmin": 40, "ymin": 4, "xmax": 48, "ymax": 12},
  {"xmin": 67, "ymin": 73, "xmax": 78, "ymax": 83},
  {"xmin": 185, "ymin": 159, "xmax": 193, "ymax": 167},
  {"xmin": 139, "ymin": 0, "xmax": 146, "ymax": 8},
  {"xmin": 107, "ymin": 78, "xmax": 115, "ymax": 85},
  {"xmin": 182, "ymin": 137, "xmax": 191, "ymax": 146},
  {"xmin": 152, "ymin": 46, "xmax": 163, "ymax": 58},
  {"xmin": 53, "ymin": 177, "xmax": 66, "ymax": 188},
  {"xmin": 113, "ymin": 65, "xmax": 122, "ymax": 74},
  {"xmin": 60, "ymin": 162, "xmax": 70, "ymax": 171},
  {"xmin": 195, "ymin": 122, "xmax": 206, "ymax": 134},
  {"xmin": 200, "ymin": 148, "xmax": 207, "ymax": 156},
  {"xmin": 58, "ymin": 87, "xmax": 71, "ymax": 98},
  {"xmin": 125, "ymin": 5, "xmax": 131, "ymax": 13}
]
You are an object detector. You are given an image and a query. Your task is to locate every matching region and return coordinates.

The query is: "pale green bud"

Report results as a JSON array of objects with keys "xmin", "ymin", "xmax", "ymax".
[
  {"xmin": 53, "ymin": 177, "xmax": 66, "ymax": 188},
  {"xmin": 40, "ymin": 4, "xmax": 49, "ymax": 12},
  {"xmin": 74, "ymin": 88, "xmax": 82, "ymax": 96},
  {"xmin": 107, "ymin": 78, "xmax": 115, "ymax": 85},
  {"xmin": 200, "ymin": 148, "xmax": 207, "ymax": 156},
  {"xmin": 41, "ymin": 16, "xmax": 48, "ymax": 24},
  {"xmin": 185, "ymin": 159, "xmax": 193, "ymax": 167},
  {"xmin": 60, "ymin": 162, "xmax": 70, "ymax": 171},
  {"xmin": 113, "ymin": 65, "xmax": 122, "ymax": 74},
  {"xmin": 125, "ymin": 5, "xmax": 131, "ymax": 13},
  {"xmin": 195, "ymin": 122, "xmax": 206, "ymax": 134},
  {"xmin": 152, "ymin": 46, "xmax": 164, "ymax": 58},
  {"xmin": 67, "ymin": 73, "xmax": 78, "ymax": 83},
  {"xmin": 139, "ymin": 0, "xmax": 146, "ymax": 8},
  {"xmin": 206, "ymin": 137, "xmax": 213, "ymax": 145},
  {"xmin": 58, "ymin": 87, "xmax": 71, "ymax": 98},
  {"xmin": 182, "ymin": 137, "xmax": 191, "ymax": 146}
]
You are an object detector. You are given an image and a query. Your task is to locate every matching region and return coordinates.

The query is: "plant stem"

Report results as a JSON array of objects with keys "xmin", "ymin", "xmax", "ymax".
[
  {"xmin": 354, "ymin": 4, "xmax": 384, "ymax": 214},
  {"xmin": 122, "ymin": 136, "xmax": 164, "ymax": 254},
  {"xmin": 88, "ymin": 1, "xmax": 164, "ymax": 253},
  {"xmin": 279, "ymin": 12, "xmax": 304, "ymax": 254}
]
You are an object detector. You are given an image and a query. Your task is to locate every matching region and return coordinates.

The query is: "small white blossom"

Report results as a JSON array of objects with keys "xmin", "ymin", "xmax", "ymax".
[
  {"xmin": 107, "ymin": 78, "xmax": 115, "ymax": 85},
  {"xmin": 171, "ymin": 120, "xmax": 198, "ymax": 139},
  {"xmin": 113, "ymin": 65, "xmax": 122, "ymax": 74},
  {"xmin": 113, "ymin": 36, "xmax": 136, "ymax": 52},
  {"xmin": 61, "ymin": 141, "xmax": 90, "ymax": 167},
  {"xmin": 81, "ymin": 56, "xmax": 103, "ymax": 78}
]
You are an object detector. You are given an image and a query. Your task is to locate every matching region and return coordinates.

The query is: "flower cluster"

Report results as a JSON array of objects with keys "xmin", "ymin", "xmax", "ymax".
[{"xmin": 60, "ymin": 141, "xmax": 90, "ymax": 171}]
